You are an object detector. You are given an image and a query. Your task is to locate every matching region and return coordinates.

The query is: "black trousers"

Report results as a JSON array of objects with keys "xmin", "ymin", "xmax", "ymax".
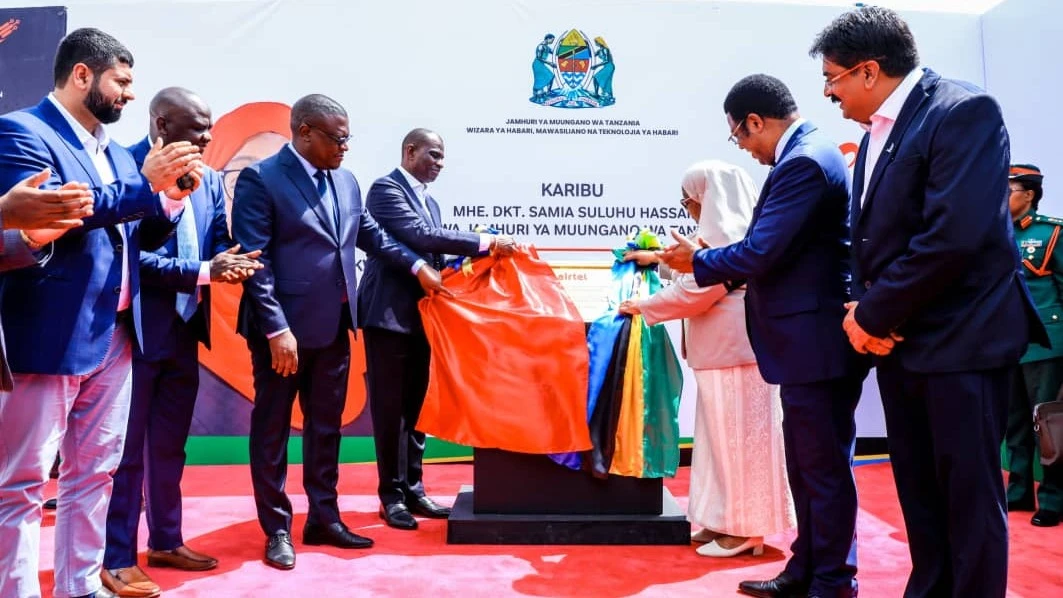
[
  {"xmin": 779, "ymin": 374, "xmax": 863, "ymax": 598},
  {"xmin": 363, "ymin": 326, "xmax": 430, "ymax": 506},
  {"xmin": 877, "ymin": 361, "xmax": 1012, "ymax": 598},
  {"xmin": 1006, "ymin": 357, "xmax": 1063, "ymax": 513},
  {"xmin": 247, "ymin": 316, "xmax": 350, "ymax": 536}
]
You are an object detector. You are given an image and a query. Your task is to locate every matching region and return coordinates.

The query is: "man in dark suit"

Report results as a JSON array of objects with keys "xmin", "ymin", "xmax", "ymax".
[
  {"xmin": 811, "ymin": 7, "xmax": 1046, "ymax": 597},
  {"xmin": 232, "ymin": 95, "xmax": 449, "ymax": 570},
  {"xmin": 0, "ymin": 169, "xmax": 94, "ymax": 389},
  {"xmin": 360, "ymin": 129, "xmax": 516, "ymax": 529},
  {"xmin": 102, "ymin": 87, "xmax": 263, "ymax": 598},
  {"xmin": 662, "ymin": 75, "xmax": 867, "ymax": 598},
  {"xmin": 0, "ymin": 28, "xmax": 201, "ymax": 598}
]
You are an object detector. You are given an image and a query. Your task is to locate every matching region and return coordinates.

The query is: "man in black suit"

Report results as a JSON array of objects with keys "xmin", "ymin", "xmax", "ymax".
[
  {"xmin": 232, "ymin": 98, "xmax": 448, "ymax": 569},
  {"xmin": 359, "ymin": 129, "xmax": 515, "ymax": 529},
  {"xmin": 812, "ymin": 7, "xmax": 1046, "ymax": 597}
]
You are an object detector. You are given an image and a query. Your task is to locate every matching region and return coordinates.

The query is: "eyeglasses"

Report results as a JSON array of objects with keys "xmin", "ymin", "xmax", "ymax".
[
  {"xmin": 823, "ymin": 58, "xmax": 882, "ymax": 92},
  {"xmin": 305, "ymin": 123, "xmax": 351, "ymax": 147},
  {"xmin": 727, "ymin": 116, "xmax": 747, "ymax": 145},
  {"xmin": 680, "ymin": 197, "xmax": 694, "ymax": 209},
  {"xmin": 1010, "ymin": 187, "xmax": 1027, "ymax": 194}
]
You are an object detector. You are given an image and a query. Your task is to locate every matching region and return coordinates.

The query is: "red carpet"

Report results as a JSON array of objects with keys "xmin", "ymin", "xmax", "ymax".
[{"xmin": 38, "ymin": 462, "xmax": 1063, "ymax": 597}]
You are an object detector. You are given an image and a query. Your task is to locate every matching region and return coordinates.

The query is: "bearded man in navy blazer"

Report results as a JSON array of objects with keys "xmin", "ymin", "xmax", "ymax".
[
  {"xmin": 101, "ymin": 87, "xmax": 263, "ymax": 598},
  {"xmin": 0, "ymin": 28, "xmax": 202, "ymax": 598},
  {"xmin": 232, "ymin": 95, "xmax": 449, "ymax": 570},
  {"xmin": 359, "ymin": 129, "xmax": 516, "ymax": 530},
  {"xmin": 662, "ymin": 75, "xmax": 867, "ymax": 598},
  {"xmin": 811, "ymin": 7, "xmax": 1047, "ymax": 598}
]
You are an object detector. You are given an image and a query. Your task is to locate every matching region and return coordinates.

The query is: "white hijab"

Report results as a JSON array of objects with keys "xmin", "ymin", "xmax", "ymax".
[{"xmin": 681, "ymin": 159, "xmax": 758, "ymax": 248}]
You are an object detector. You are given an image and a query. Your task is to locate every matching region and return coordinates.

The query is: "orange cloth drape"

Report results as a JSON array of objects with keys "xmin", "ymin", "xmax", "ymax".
[{"xmin": 417, "ymin": 249, "xmax": 592, "ymax": 453}]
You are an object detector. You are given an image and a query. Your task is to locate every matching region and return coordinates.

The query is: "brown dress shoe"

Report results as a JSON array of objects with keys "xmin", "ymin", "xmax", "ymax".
[
  {"xmin": 146, "ymin": 544, "xmax": 219, "ymax": 571},
  {"xmin": 100, "ymin": 566, "xmax": 161, "ymax": 598}
]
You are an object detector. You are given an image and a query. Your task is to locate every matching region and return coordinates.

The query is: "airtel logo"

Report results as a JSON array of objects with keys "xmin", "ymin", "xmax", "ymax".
[{"xmin": 0, "ymin": 18, "xmax": 20, "ymax": 44}]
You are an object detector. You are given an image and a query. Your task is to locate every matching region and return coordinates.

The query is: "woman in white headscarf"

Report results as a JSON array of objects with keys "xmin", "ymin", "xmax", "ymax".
[{"xmin": 620, "ymin": 160, "xmax": 794, "ymax": 557}]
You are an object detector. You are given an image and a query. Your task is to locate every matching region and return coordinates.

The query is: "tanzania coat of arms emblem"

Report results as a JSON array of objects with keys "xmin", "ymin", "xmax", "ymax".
[{"xmin": 530, "ymin": 29, "xmax": 615, "ymax": 109}]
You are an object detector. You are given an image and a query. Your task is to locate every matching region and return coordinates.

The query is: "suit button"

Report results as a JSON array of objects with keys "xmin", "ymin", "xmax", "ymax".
[
  {"xmin": 864, "ymin": 281, "xmax": 872, "ymax": 289},
  {"xmin": 115, "ymin": 244, "xmax": 123, "ymax": 252},
  {"xmin": 1053, "ymin": 314, "xmax": 1059, "ymax": 321},
  {"xmin": 113, "ymin": 286, "xmax": 121, "ymax": 295}
]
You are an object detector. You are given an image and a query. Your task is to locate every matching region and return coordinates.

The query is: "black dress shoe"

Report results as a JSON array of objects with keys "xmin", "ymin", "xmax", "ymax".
[
  {"xmin": 738, "ymin": 572, "xmax": 808, "ymax": 597},
  {"xmin": 43, "ymin": 498, "xmax": 57, "ymax": 510},
  {"xmin": 264, "ymin": 531, "xmax": 296, "ymax": 570},
  {"xmin": 1008, "ymin": 498, "xmax": 1036, "ymax": 512},
  {"xmin": 303, "ymin": 521, "xmax": 374, "ymax": 548},
  {"xmin": 380, "ymin": 502, "xmax": 418, "ymax": 529},
  {"xmin": 1032, "ymin": 510, "xmax": 1060, "ymax": 527},
  {"xmin": 409, "ymin": 496, "xmax": 452, "ymax": 518}
]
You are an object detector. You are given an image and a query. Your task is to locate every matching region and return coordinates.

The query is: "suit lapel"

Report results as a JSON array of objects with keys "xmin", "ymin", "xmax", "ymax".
[
  {"xmin": 851, "ymin": 133, "xmax": 870, "ymax": 229},
  {"xmin": 391, "ymin": 169, "xmax": 433, "ymax": 225},
  {"xmin": 280, "ymin": 147, "xmax": 338, "ymax": 242},
  {"xmin": 860, "ymin": 69, "xmax": 936, "ymax": 223},
  {"xmin": 33, "ymin": 99, "xmax": 103, "ymax": 187},
  {"xmin": 332, "ymin": 170, "xmax": 355, "ymax": 248}
]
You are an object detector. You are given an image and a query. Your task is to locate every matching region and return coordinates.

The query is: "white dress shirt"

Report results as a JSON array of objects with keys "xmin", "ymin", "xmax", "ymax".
[
  {"xmin": 398, "ymin": 165, "xmax": 491, "ymax": 253},
  {"xmin": 774, "ymin": 117, "xmax": 807, "ymax": 165},
  {"xmin": 859, "ymin": 67, "xmax": 924, "ymax": 205}
]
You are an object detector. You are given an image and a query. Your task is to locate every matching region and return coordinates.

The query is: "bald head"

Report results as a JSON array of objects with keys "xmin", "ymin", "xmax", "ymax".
[
  {"xmin": 401, "ymin": 128, "xmax": 445, "ymax": 184},
  {"xmin": 149, "ymin": 87, "xmax": 213, "ymax": 151}
]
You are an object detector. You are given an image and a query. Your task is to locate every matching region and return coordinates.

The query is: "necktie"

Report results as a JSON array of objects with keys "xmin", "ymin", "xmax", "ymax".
[
  {"xmin": 423, "ymin": 192, "xmax": 438, "ymax": 227},
  {"xmin": 174, "ymin": 197, "xmax": 200, "ymax": 322},
  {"xmin": 314, "ymin": 170, "xmax": 341, "ymax": 232}
]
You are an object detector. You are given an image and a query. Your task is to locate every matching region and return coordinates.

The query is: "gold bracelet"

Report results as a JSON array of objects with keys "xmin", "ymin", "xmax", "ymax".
[{"xmin": 19, "ymin": 230, "xmax": 44, "ymax": 250}]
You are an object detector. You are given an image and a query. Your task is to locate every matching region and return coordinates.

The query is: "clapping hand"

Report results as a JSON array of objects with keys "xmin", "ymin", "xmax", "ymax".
[
  {"xmin": 141, "ymin": 138, "xmax": 203, "ymax": 199},
  {"xmin": 0, "ymin": 168, "xmax": 93, "ymax": 231},
  {"xmin": 209, "ymin": 244, "xmax": 264, "ymax": 283}
]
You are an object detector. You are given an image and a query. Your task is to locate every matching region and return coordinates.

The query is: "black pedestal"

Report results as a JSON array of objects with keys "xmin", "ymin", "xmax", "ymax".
[{"xmin": 446, "ymin": 448, "xmax": 689, "ymax": 545}]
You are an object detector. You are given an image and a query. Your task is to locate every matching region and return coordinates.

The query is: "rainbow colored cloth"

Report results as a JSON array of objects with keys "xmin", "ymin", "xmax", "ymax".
[{"xmin": 553, "ymin": 229, "xmax": 684, "ymax": 478}]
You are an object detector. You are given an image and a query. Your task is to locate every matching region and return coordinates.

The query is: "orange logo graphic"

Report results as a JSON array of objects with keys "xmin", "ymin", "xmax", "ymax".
[{"xmin": 0, "ymin": 19, "xmax": 20, "ymax": 44}]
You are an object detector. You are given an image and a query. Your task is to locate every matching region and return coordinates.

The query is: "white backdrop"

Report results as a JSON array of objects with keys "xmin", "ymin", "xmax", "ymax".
[
  {"xmin": 983, "ymin": 0, "xmax": 1062, "ymax": 215},
  {"xmin": 0, "ymin": 0, "xmax": 993, "ymax": 439}
]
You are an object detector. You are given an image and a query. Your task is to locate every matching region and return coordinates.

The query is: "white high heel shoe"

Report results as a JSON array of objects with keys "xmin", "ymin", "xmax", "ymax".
[{"xmin": 695, "ymin": 536, "xmax": 764, "ymax": 557}]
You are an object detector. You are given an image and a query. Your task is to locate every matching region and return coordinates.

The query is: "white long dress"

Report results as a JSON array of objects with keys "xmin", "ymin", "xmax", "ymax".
[{"xmin": 688, "ymin": 365, "xmax": 794, "ymax": 537}]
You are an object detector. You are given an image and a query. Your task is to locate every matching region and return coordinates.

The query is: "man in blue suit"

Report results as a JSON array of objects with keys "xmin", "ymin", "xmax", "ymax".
[
  {"xmin": 0, "ymin": 169, "xmax": 94, "ymax": 389},
  {"xmin": 662, "ymin": 75, "xmax": 867, "ymax": 598},
  {"xmin": 0, "ymin": 28, "xmax": 202, "ymax": 598},
  {"xmin": 811, "ymin": 8, "xmax": 1046, "ymax": 597},
  {"xmin": 360, "ymin": 129, "xmax": 516, "ymax": 529},
  {"xmin": 102, "ymin": 88, "xmax": 263, "ymax": 598},
  {"xmin": 232, "ymin": 95, "xmax": 449, "ymax": 570}
]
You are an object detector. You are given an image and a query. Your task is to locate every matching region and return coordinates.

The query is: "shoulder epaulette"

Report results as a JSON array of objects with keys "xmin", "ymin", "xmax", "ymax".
[{"xmin": 1033, "ymin": 213, "xmax": 1063, "ymax": 226}]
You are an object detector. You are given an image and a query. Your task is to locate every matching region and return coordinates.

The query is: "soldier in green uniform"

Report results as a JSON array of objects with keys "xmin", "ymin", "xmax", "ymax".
[{"xmin": 1007, "ymin": 163, "xmax": 1062, "ymax": 527}]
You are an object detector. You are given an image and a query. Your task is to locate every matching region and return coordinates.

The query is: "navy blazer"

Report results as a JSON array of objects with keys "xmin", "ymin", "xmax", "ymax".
[
  {"xmin": 232, "ymin": 146, "xmax": 419, "ymax": 348},
  {"xmin": 692, "ymin": 121, "xmax": 861, "ymax": 385},
  {"xmin": 129, "ymin": 138, "xmax": 233, "ymax": 362},
  {"xmin": 0, "ymin": 232, "xmax": 43, "ymax": 389},
  {"xmin": 851, "ymin": 69, "xmax": 1046, "ymax": 372},
  {"xmin": 358, "ymin": 168, "xmax": 483, "ymax": 334},
  {"xmin": 0, "ymin": 97, "xmax": 169, "ymax": 375}
]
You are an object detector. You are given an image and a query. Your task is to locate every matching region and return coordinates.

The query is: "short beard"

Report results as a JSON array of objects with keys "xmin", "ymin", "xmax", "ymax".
[{"xmin": 85, "ymin": 79, "xmax": 122, "ymax": 124}]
